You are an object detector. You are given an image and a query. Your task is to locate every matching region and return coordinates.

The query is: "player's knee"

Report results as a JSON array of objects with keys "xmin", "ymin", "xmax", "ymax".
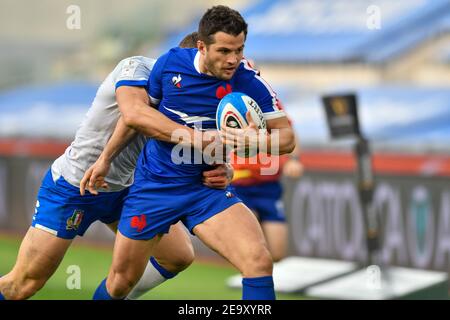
[
  {"xmin": 108, "ymin": 270, "xmax": 139, "ymax": 298},
  {"xmin": 271, "ymin": 251, "xmax": 286, "ymax": 263},
  {"xmin": 154, "ymin": 238, "xmax": 195, "ymax": 274},
  {"xmin": 18, "ymin": 279, "xmax": 45, "ymax": 300},
  {"xmin": 255, "ymin": 249, "xmax": 273, "ymax": 274},
  {"xmin": 156, "ymin": 253, "xmax": 194, "ymax": 274},
  {"xmin": 163, "ymin": 247, "xmax": 195, "ymax": 273},
  {"xmin": 271, "ymin": 255, "xmax": 283, "ymax": 263},
  {"xmin": 242, "ymin": 247, "xmax": 273, "ymax": 276},
  {"xmin": 5, "ymin": 277, "xmax": 46, "ymax": 300}
]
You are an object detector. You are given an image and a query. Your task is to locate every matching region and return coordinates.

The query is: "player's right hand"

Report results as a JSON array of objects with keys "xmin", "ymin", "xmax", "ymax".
[
  {"xmin": 80, "ymin": 158, "xmax": 111, "ymax": 196},
  {"xmin": 202, "ymin": 164, "xmax": 233, "ymax": 189},
  {"xmin": 220, "ymin": 111, "xmax": 264, "ymax": 155}
]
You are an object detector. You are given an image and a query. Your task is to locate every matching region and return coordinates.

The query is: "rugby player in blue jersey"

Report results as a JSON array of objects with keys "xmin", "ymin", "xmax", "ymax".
[
  {"xmin": 91, "ymin": 6, "xmax": 295, "ymax": 300},
  {"xmin": 0, "ymin": 34, "xmax": 231, "ymax": 300}
]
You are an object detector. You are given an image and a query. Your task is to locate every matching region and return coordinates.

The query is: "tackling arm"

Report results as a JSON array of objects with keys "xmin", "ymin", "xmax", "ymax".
[
  {"xmin": 80, "ymin": 85, "xmax": 224, "ymax": 195},
  {"xmin": 117, "ymin": 86, "xmax": 202, "ymax": 147}
]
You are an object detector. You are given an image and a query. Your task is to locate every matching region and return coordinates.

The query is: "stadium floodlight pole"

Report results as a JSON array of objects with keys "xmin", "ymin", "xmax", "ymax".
[{"xmin": 354, "ymin": 135, "xmax": 380, "ymax": 267}]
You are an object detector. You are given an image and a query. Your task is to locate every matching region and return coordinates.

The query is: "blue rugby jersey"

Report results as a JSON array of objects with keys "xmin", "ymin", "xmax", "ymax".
[{"xmin": 143, "ymin": 47, "xmax": 285, "ymax": 179}]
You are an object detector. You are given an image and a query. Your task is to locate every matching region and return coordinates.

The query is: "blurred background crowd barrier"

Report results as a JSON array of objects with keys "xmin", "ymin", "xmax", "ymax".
[{"xmin": 1, "ymin": 0, "xmax": 449, "ymax": 275}]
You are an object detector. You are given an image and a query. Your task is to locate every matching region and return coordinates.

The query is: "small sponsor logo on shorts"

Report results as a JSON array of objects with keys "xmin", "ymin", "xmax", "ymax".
[
  {"xmin": 131, "ymin": 214, "xmax": 147, "ymax": 232},
  {"xmin": 225, "ymin": 191, "xmax": 234, "ymax": 198},
  {"xmin": 66, "ymin": 209, "xmax": 84, "ymax": 230}
]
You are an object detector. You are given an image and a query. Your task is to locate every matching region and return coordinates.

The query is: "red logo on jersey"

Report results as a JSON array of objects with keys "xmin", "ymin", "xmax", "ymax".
[
  {"xmin": 216, "ymin": 84, "xmax": 233, "ymax": 99},
  {"xmin": 131, "ymin": 214, "xmax": 147, "ymax": 232}
]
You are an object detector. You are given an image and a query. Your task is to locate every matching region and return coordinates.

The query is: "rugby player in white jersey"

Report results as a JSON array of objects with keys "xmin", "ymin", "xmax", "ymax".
[{"xmin": 0, "ymin": 34, "xmax": 231, "ymax": 300}]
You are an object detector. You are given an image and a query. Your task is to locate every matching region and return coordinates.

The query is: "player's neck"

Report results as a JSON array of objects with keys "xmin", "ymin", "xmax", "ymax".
[{"xmin": 198, "ymin": 55, "xmax": 214, "ymax": 77}]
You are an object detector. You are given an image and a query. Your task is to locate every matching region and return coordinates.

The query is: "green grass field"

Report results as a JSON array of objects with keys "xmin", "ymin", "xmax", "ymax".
[{"xmin": 0, "ymin": 234, "xmax": 303, "ymax": 300}]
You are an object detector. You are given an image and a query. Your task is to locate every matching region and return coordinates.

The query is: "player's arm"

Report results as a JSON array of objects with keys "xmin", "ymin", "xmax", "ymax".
[
  {"xmin": 221, "ymin": 63, "xmax": 295, "ymax": 155},
  {"xmin": 286, "ymin": 132, "xmax": 301, "ymax": 162},
  {"xmin": 221, "ymin": 106, "xmax": 295, "ymax": 156},
  {"xmin": 89, "ymin": 87, "xmax": 151, "ymax": 165},
  {"xmin": 202, "ymin": 163, "xmax": 234, "ymax": 189},
  {"xmin": 79, "ymin": 85, "xmax": 200, "ymax": 196},
  {"xmin": 274, "ymin": 100, "xmax": 303, "ymax": 177},
  {"xmin": 80, "ymin": 86, "xmax": 218, "ymax": 195},
  {"xmin": 282, "ymin": 132, "xmax": 304, "ymax": 178},
  {"xmin": 117, "ymin": 85, "xmax": 221, "ymax": 153},
  {"xmin": 116, "ymin": 85, "xmax": 199, "ymax": 145},
  {"xmin": 79, "ymin": 108, "xmax": 229, "ymax": 195},
  {"xmin": 115, "ymin": 85, "xmax": 231, "ymax": 188},
  {"xmin": 79, "ymin": 116, "xmax": 134, "ymax": 195},
  {"xmin": 264, "ymin": 116, "xmax": 296, "ymax": 155},
  {"xmin": 221, "ymin": 112, "xmax": 294, "ymax": 156},
  {"xmin": 122, "ymin": 53, "xmax": 220, "ymax": 149}
]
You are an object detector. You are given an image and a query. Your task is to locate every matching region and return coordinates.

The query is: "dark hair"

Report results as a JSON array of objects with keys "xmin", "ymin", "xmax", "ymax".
[
  {"xmin": 198, "ymin": 5, "xmax": 248, "ymax": 45},
  {"xmin": 178, "ymin": 31, "xmax": 199, "ymax": 48}
]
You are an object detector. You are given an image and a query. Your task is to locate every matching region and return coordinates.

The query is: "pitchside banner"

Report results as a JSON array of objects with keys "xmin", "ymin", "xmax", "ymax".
[
  {"xmin": 283, "ymin": 172, "xmax": 450, "ymax": 272},
  {"xmin": 1, "ymin": 155, "xmax": 449, "ymax": 275}
]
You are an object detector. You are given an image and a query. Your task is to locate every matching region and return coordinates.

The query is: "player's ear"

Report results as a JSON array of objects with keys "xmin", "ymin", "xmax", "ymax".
[{"xmin": 197, "ymin": 40, "xmax": 206, "ymax": 54}]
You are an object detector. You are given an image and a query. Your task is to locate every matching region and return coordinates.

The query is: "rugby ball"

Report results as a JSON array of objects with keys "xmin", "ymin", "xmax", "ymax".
[{"xmin": 216, "ymin": 92, "xmax": 266, "ymax": 131}]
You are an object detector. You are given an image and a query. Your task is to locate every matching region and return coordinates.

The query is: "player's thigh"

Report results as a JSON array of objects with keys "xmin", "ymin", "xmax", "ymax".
[
  {"xmin": 152, "ymin": 222, "xmax": 194, "ymax": 268},
  {"xmin": 192, "ymin": 203, "xmax": 268, "ymax": 269},
  {"xmin": 261, "ymin": 221, "xmax": 288, "ymax": 261},
  {"xmin": 10, "ymin": 227, "xmax": 72, "ymax": 280},
  {"xmin": 110, "ymin": 230, "xmax": 162, "ymax": 277}
]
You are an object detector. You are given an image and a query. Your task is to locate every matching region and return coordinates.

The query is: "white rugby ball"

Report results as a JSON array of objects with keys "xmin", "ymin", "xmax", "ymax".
[{"xmin": 216, "ymin": 92, "xmax": 266, "ymax": 131}]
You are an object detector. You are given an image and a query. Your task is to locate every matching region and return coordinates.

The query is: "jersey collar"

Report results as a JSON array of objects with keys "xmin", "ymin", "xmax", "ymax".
[{"xmin": 194, "ymin": 51, "xmax": 201, "ymax": 74}]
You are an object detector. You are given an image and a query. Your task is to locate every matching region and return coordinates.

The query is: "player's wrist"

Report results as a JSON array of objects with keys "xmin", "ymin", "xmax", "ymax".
[{"xmin": 98, "ymin": 153, "xmax": 113, "ymax": 164}]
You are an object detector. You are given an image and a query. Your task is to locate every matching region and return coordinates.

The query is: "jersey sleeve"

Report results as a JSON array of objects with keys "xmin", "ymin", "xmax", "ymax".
[
  {"xmin": 114, "ymin": 56, "xmax": 152, "ymax": 90},
  {"xmin": 147, "ymin": 51, "xmax": 171, "ymax": 106},
  {"xmin": 275, "ymin": 99, "xmax": 293, "ymax": 125},
  {"xmin": 241, "ymin": 60, "xmax": 286, "ymax": 120}
]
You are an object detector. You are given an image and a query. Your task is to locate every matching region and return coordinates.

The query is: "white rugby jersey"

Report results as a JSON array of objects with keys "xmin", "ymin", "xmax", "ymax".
[{"xmin": 51, "ymin": 56, "xmax": 156, "ymax": 191}]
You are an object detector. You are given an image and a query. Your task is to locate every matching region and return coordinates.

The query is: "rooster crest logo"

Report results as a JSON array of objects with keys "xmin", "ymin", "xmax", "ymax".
[
  {"xmin": 130, "ymin": 214, "xmax": 147, "ymax": 232},
  {"xmin": 172, "ymin": 74, "xmax": 182, "ymax": 88}
]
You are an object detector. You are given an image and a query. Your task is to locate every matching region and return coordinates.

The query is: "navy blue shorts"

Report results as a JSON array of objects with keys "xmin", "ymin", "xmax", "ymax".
[
  {"xmin": 32, "ymin": 169, "xmax": 127, "ymax": 239},
  {"xmin": 118, "ymin": 166, "xmax": 242, "ymax": 240},
  {"xmin": 233, "ymin": 181, "xmax": 286, "ymax": 222}
]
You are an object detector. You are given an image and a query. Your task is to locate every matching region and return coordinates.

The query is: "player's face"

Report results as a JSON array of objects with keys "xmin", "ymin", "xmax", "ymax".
[{"xmin": 199, "ymin": 31, "xmax": 245, "ymax": 81}]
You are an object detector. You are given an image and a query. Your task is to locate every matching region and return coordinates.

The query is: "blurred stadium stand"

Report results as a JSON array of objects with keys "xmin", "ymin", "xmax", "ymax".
[
  {"xmin": 163, "ymin": 0, "xmax": 450, "ymax": 63},
  {"xmin": 158, "ymin": 0, "xmax": 450, "ymax": 154},
  {"xmin": 285, "ymin": 86, "xmax": 450, "ymax": 153},
  {"xmin": 0, "ymin": 82, "xmax": 96, "ymax": 139},
  {"xmin": 0, "ymin": 0, "xmax": 252, "ymax": 89},
  {"xmin": 1, "ymin": 82, "xmax": 449, "ymax": 153}
]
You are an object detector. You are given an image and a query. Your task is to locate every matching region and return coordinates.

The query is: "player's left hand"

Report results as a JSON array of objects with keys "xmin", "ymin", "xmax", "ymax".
[
  {"xmin": 80, "ymin": 158, "xmax": 111, "ymax": 196},
  {"xmin": 282, "ymin": 159, "xmax": 304, "ymax": 178},
  {"xmin": 220, "ymin": 111, "xmax": 267, "ymax": 155},
  {"xmin": 202, "ymin": 163, "xmax": 234, "ymax": 189}
]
